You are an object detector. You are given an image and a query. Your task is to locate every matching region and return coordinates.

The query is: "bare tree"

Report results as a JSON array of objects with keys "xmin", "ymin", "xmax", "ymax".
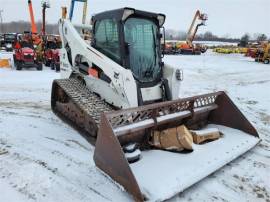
[
  {"xmin": 238, "ymin": 33, "xmax": 250, "ymax": 47},
  {"xmin": 257, "ymin": 33, "xmax": 267, "ymax": 42},
  {"xmin": 1, "ymin": 21, "xmax": 58, "ymax": 34}
]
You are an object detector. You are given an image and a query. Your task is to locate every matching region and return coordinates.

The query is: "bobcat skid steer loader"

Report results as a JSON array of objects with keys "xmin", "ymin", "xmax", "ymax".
[{"xmin": 51, "ymin": 8, "xmax": 260, "ymax": 202}]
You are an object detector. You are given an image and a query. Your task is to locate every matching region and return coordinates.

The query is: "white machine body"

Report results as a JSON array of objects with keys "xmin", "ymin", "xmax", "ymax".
[{"xmin": 59, "ymin": 19, "xmax": 182, "ymax": 109}]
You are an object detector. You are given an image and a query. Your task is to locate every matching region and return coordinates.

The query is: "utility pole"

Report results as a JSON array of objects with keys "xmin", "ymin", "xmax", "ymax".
[
  {"xmin": 41, "ymin": 0, "xmax": 50, "ymax": 36},
  {"xmin": 0, "ymin": 9, "xmax": 3, "ymax": 33}
]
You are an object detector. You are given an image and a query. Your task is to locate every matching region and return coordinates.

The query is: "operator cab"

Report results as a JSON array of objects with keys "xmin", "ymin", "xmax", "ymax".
[
  {"xmin": 92, "ymin": 8, "xmax": 165, "ymax": 87},
  {"xmin": 20, "ymin": 41, "xmax": 34, "ymax": 49},
  {"xmin": 46, "ymin": 41, "xmax": 61, "ymax": 49},
  {"xmin": 45, "ymin": 35, "xmax": 62, "ymax": 50},
  {"xmin": 4, "ymin": 33, "xmax": 16, "ymax": 43}
]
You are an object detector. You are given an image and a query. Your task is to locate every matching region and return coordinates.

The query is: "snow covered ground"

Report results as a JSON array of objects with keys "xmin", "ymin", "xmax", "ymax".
[
  {"xmin": 165, "ymin": 40, "xmax": 238, "ymax": 47},
  {"xmin": 0, "ymin": 50, "xmax": 269, "ymax": 202}
]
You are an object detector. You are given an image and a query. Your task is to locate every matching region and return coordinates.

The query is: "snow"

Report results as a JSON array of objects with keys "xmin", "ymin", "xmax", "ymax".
[
  {"xmin": 0, "ymin": 50, "xmax": 270, "ymax": 201},
  {"xmin": 115, "ymin": 105, "xmax": 216, "ymax": 136},
  {"xmin": 156, "ymin": 110, "xmax": 190, "ymax": 122},
  {"xmin": 164, "ymin": 50, "xmax": 270, "ymax": 202},
  {"xmin": 190, "ymin": 127, "xmax": 220, "ymax": 136},
  {"xmin": 114, "ymin": 111, "xmax": 191, "ymax": 135},
  {"xmin": 130, "ymin": 125, "xmax": 259, "ymax": 201},
  {"xmin": 193, "ymin": 41, "xmax": 238, "ymax": 47},
  {"xmin": 166, "ymin": 40, "xmax": 238, "ymax": 47}
]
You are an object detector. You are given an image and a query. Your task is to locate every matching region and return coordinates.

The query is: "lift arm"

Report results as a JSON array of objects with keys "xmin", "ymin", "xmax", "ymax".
[
  {"xmin": 59, "ymin": 19, "xmax": 138, "ymax": 108},
  {"xmin": 186, "ymin": 10, "xmax": 207, "ymax": 46},
  {"xmin": 28, "ymin": 0, "xmax": 38, "ymax": 34}
]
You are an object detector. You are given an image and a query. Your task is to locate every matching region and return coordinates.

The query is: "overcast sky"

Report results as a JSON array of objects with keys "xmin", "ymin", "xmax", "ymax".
[{"xmin": 0, "ymin": 0, "xmax": 269, "ymax": 38}]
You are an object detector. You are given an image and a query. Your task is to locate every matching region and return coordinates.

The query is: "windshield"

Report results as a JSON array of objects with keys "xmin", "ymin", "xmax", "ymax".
[
  {"xmin": 21, "ymin": 41, "xmax": 33, "ymax": 49},
  {"xmin": 46, "ymin": 41, "xmax": 58, "ymax": 49},
  {"xmin": 124, "ymin": 18, "xmax": 160, "ymax": 83},
  {"xmin": 95, "ymin": 19, "xmax": 121, "ymax": 64},
  {"xmin": 4, "ymin": 34, "xmax": 16, "ymax": 41},
  {"xmin": 56, "ymin": 42, "xmax": 62, "ymax": 49}
]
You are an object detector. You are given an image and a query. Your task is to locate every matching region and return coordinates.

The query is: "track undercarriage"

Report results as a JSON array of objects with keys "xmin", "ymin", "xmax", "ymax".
[{"xmin": 51, "ymin": 78, "xmax": 113, "ymax": 143}]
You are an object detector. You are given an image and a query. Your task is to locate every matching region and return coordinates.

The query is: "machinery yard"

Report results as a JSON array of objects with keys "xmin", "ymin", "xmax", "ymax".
[
  {"xmin": 0, "ymin": 0, "xmax": 269, "ymax": 201},
  {"xmin": 0, "ymin": 50, "xmax": 269, "ymax": 202}
]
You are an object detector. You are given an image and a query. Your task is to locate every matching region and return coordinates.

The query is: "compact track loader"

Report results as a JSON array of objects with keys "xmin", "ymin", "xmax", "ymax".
[{"xmin": 51, "ymin": 8, "xmax": 260, "ymax": 201}]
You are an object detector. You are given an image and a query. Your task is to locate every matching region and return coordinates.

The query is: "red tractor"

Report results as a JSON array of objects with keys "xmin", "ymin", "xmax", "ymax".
[
  {"xmin": 245, "ymin": 48, "xmax": 257, "ymax": 58},
  {"xmin": 43, "ymin": 35, "xmax": 61, "ymax": 72},
  {"xmin": 13, "ymin": 33, "xmax": 42, "ymax": 71},
  {"xmin": 50, "ymin": 48, "xmax": 60, "ymax": 71}
]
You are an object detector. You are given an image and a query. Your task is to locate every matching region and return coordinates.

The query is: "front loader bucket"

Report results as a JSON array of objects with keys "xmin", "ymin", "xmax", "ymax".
[{"xmin": 94, "ymin": 91, "xmax": 260, "ymax": 201}]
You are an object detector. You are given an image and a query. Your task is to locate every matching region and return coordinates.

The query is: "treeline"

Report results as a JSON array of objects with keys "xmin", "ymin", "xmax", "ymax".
[
  {"xmin": 165, "ymin": 29, "xmax": 239, "ymax": 42},
  {"xmin": 195, "ymin": 32, "xmax": 240, "ymax": 42},
  {"xmin": 165, "ymin": 29, "xmax": 269, "ymax": 43},
  {"xmin": 1, "ymin": 21, "xmax": 269, "ymax": 44},
  {"xmin": 0, "ymin": 21, "xmax": 59, "ymax": 34}
]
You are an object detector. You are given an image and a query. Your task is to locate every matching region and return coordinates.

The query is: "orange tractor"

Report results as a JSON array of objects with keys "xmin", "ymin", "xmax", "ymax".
[
  {"xmin": 163, "ymin": 41, "xmax": 178, "ymax": 54},
  {"xmin": 177, "ymin": 10, "xmax": 208, "ymax": 55}
]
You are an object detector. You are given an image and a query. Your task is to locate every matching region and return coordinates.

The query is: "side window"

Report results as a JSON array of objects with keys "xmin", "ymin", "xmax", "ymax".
[{"xmin": 95, "ymin": 19, "xmax": 121, "ymax": 63}]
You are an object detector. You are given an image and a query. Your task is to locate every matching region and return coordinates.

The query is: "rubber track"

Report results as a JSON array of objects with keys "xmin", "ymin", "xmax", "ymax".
[{"xmin": 53, "ymin": 78, "xmax": 114, "ymax": 127}]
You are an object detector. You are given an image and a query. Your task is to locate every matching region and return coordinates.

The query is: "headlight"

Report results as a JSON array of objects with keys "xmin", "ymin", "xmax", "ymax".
[{"xmin": 175, "ymin": 69, "xmax": 183, "ymax": 81}]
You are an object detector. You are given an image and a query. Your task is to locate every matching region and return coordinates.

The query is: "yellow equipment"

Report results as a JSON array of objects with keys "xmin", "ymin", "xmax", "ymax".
[
  {"xmin": 62, "ymin": 7, "xmax": 68, "ymax": 19},
  {"xmin": 0, "ymin": 59, "xmax": 11, "ymax": 68},
  {"xmin": 255, "ymin": 43, "xmax": 270, "ymax": 64},
  {"xmin": 213, "ymin": 47, "xmax": 247, "ymax": 54}
]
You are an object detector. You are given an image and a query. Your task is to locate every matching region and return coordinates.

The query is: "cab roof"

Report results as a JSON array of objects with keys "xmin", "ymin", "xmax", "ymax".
[{"xmin": 92, "ymin": 7, "xmax": 166, "ymax": 27}]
